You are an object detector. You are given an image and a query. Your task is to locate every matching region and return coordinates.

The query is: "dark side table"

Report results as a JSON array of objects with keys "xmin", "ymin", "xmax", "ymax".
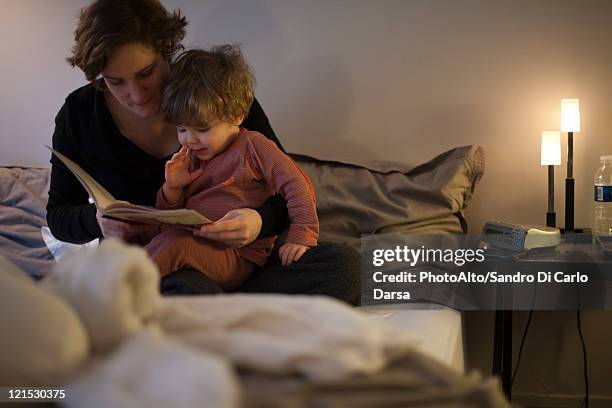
[{"xmin": 483, "ymin": 237, "xmax": 612, "ymax": 401}]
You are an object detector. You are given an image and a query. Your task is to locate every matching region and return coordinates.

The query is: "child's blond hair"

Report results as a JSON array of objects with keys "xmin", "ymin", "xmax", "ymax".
[{"xmin": 161, "ymin": 45, "xmax": 254, "ymax": 127}]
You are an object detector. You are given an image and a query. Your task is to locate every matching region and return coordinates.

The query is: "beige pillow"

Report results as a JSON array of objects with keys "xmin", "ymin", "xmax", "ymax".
[
  {"xmin": 0, "ymin": 255, "xmax": 89, "ymax": 386},
  {"xmin": 292, "ymin": 145, "xmax": 484, "ymax": 249}
]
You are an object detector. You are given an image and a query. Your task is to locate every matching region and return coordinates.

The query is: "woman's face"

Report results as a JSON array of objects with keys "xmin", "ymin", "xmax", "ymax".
[{"xmin": 101, "ymin": 42, "xmax": 169, "ymax": 118}]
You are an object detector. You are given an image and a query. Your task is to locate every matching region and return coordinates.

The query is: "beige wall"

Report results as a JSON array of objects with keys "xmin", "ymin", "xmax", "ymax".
[
  {"xmin": 3, "ymin": 0, "xmax": 612, "ymax": 233},
  {"xmin": 1, "ymin": 1, "xmax": 612, "ymax": 405},
  {"xmin": 177, "ymin": 0, "xmax": 612, "ymax": 236},
  {"xmin": 0, "ymin": 0, "xmax": 86, "ymax": 164}
]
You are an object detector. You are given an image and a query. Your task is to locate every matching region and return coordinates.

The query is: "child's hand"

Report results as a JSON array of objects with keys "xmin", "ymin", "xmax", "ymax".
[
  {"xmin": 279, "ymin": 243, "xmax": 309, "ymax": 267},
  {"xmin": 165, "ymin": 145, "xmax": 203, "ymax": 189}
]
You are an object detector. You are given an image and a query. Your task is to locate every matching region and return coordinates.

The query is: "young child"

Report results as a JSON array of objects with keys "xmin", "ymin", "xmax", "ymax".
[{"xmin": 145, "ymin": 46, "xmax": 319, "ymax": 290}]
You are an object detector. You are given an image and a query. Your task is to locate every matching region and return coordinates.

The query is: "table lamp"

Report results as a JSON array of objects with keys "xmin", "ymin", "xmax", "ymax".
[
  {"xmin": 541, "ymin": 131, "xmax": 561, "ymax": 227},
  {"xmin": 561, "ymin": 98, "xmax": 580, "ymax": 231}
]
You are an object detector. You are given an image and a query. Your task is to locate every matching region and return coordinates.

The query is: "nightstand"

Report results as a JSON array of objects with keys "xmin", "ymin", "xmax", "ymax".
[{"xmin": 484, "ymin": 236, "xmax": 612, "ymax": 400}]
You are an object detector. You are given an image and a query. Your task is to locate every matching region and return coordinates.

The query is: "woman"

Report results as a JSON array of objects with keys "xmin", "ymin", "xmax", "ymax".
[{"xmin": 47, "ymin": 0, "xmax": 360, "ymax": 304}]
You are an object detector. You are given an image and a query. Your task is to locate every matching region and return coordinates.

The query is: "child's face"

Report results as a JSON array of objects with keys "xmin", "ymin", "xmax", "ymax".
[{"xmin": 176, "ymin": 120, "xmax": 240, "ymax": 161}]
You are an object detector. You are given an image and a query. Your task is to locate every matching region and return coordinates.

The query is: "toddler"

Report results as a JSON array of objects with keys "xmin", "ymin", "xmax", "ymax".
[{"xmin": 145, "ymin": 46, "xmax": 319, "ymax": 290}]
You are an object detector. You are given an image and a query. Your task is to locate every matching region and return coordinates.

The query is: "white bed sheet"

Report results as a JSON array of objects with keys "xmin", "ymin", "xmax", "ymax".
[{"xmin": 360, "ymin": 303, "xmax": 464, "ymax": 373}]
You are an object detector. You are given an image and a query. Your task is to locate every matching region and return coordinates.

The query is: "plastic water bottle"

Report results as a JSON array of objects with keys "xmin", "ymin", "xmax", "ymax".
[{"xmin": 593, "ymin": 155, "xmax": 612, "ymax": 236}]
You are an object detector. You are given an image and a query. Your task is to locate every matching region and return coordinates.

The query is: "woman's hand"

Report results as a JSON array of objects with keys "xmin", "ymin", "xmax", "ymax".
[
  {"xmin": 278, "ymin": 243, "xmax": 309, "ymax": 267},
  {"xmin": 96, "ymin": 209, "xmax": 159, "ymax": 245},
  {"xmin": 193, "ymin": 208, "xmax": 262, "ymax": 248},
  {"xmin": 165, "ymin": 145, "xmax": 202, "ymax": 190}
]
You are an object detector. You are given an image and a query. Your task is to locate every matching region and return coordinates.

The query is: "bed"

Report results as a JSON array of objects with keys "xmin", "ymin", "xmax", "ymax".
[
  {"xmin": 0, "ymin": 166, "xmax": 54, "ymax": 278},
  {"xmin": 0, "ymin": 146, "xmax": 499, "ymax": 407}
]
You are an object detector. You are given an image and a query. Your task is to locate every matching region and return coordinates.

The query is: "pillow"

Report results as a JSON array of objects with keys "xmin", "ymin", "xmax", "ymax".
[
  {"xmin": 41, "ymin": 226, "xmax": 99, "ymax": 261},
  {"xmin": 0, "ymin": 254, "xmax": 89, "ymax": 386},
  {"xmin": 291, "ymin": 145, "xmax": 484, "ymax": 249}
]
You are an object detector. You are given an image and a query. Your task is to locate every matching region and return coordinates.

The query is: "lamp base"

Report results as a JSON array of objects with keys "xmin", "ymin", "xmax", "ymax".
[
  {"xmin": 546, "ymin": 212, "xmax": 556, "ymax": 228},
  {"xmin": 564, "ymin": 178, "xmax": 574, "ymax": 231}
]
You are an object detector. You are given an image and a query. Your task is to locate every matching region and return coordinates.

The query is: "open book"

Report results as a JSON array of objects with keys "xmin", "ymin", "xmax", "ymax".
[{"xmin": 48, "ymin": 147, "xmax": 211, "ymax": 227}]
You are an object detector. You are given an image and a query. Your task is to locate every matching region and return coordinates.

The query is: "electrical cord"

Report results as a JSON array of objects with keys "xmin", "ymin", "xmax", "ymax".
[
  {"xmin": 512, "ymin": 279, "xmax": 538, "ymax": 387},
  {"xmin": 512, "ymin": 310, "xmax": 590, "ymax": 408},
  {"xmin": 511, "ymin": 309, "xmax": 533, "ymax": 386},
  {"xmin": 577, "ymin": 310, "xmax": 589, "ymax": 408},
  {"xmin": 494, "ymin": 251, "xmax": 590, "ymax": 405}
]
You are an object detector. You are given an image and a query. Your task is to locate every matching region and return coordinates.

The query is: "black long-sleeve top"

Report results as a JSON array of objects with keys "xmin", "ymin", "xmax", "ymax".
[{"xmin": 46, "ymin": 83, "xmax": 289, "ymax": 244}]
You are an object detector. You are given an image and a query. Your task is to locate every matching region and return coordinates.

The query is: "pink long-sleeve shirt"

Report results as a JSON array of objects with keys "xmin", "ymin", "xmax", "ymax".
[{"xmin": 157, "ymin": 129, "xmax": 319, "ymax": 266}]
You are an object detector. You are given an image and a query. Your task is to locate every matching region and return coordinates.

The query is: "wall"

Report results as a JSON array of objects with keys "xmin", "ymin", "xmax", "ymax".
[
  {"xmin": 3, "ymin": 0, "xmax": 612, "ymax": 233},
  {"xmin": 1, "ymin": 1, "xmax": 612, "ymax": 405},
  {"xmin": 0, "ymin": 0, "xmax": 86, "ymax": 165}
]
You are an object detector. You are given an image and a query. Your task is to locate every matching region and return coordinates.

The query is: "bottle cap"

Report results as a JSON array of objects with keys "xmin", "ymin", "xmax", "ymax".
[{"xmin": 601, "ymin": 155, "xmax": 612, "ymax": 163}]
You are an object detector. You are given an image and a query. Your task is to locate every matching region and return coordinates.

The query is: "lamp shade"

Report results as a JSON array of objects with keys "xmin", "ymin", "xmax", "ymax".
[
  {"xmin": 541, "ymin": 131, "xmax": 561, "ymax": 165},
  {"xmin": 561, "ymin": 98, "xmax": 580, "ymax": 132}
]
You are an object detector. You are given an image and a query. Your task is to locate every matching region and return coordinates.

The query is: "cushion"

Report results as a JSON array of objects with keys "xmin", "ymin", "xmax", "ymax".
[
  {"xmin": 291, "ymin": 145, "xmax": 484, "ymax": 249},
  {"xmin": 0, "ymin": 255, "xmax": 89, "ymax": 386},
  {"xmin": 41, "ymin": 226, "xmax": 99, "ymax": 261}
]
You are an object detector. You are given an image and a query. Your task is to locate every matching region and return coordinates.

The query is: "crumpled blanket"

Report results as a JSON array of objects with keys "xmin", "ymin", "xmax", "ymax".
[
  {"xmin": 0, "ymin": 167, "xmax": 54, "ymax": 278},
  {"xmin": 42, "ymin": 238, "xmax": 416, "ymax": 382},
  {"xmin": 159, "ymin": 295, "xmax": 416, "ymax": 382},
  {"xmin": 35, "ymin": 239, "xmax": 508, "ymax": 408},
  {"xmin": 42, "ymin": 239, "xmax": 160, "ymax": 351},
  {"xmin": 65, "ymin": 327, "xmax": 240, "ymax": 408}
]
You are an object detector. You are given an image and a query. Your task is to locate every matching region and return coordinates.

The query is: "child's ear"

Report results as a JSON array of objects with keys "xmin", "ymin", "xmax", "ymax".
[{"xmin": 233, "ymin": 114, "xmax": 245, "ymax": 126}]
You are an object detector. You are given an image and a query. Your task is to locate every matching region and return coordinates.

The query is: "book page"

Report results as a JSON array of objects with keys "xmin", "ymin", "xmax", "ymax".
[
  {"xmin": 105, "ymin": 208, "xmax": 211, "ymax": 225},
  {"xmin": 47, "ymin": 146, "xmax": 117, "ymax": 211},
  {"xmin": 48, "ymin": 146, "xmax": 212, "ymax": 227}
]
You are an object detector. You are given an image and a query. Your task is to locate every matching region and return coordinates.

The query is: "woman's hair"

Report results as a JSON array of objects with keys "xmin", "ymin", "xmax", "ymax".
[
  {"xmin": 68, "ymin": 0, "xmax": 187, "ymax": 84},
  {"xmin": 161, "ymin": 45, "xmax": 255, "ymax": 127}
]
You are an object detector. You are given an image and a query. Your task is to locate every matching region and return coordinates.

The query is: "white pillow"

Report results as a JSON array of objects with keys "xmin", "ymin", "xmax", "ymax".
[
  {"xmin": 0, "ymin": 255, "xmax": 89, "ymax": 386},
  {"xmin": 41, "ymin": 226, "xmax": 99, "ymax": 261}
]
